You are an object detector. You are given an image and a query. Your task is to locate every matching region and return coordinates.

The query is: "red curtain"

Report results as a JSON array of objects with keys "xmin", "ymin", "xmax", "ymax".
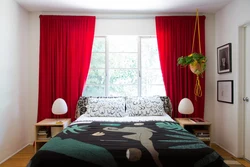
[
  {"xmin": 38, "ymin": 15, "xmax": 96, "ymax": 122},
  {"xmin": 155, "ymin": 16, "xmax": 206, "ymax": 118}
]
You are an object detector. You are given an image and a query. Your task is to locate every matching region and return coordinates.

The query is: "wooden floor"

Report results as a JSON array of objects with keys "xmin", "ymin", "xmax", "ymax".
[
  {"xmin": 0, "ymin": 145, "xmax": 34, "ymax": 167},
  {"xmin": 0, "ymin": 144, "xmax": 250, "ymax": 167},
  {"xmin": 211, "ymin": 144, "xmax": 250, "ymax": 167}
]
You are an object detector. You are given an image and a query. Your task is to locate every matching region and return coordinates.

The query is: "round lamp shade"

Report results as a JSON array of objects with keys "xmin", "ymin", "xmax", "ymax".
[
  {"xmin": 52, "ymin": 98, "xmax": 68, "ymax": 115},
  {"xmin": 178, "ymin": 98, "xmax": 194, "ymax": 115}
]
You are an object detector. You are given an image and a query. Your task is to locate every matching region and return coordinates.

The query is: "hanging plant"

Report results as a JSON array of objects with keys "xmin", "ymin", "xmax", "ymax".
[
  {"xmin": 177, "ymin": 53, "xmax": 207, "ymax": 75},
  {"xmin": 177, "ymin": 9, "xmax": 206, "ymax": 98}
]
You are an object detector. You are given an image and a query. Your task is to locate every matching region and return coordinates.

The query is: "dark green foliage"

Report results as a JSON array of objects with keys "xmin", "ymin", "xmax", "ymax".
[
  {"xmin": 177, "ymin": 53, "xmax": 207, "ymax": 75},
  {"xmin": 177, "ymin": 53, "xmax": 207, "ymax": 67}
]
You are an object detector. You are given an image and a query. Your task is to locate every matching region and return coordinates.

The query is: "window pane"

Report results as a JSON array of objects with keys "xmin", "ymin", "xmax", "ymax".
[
  {"xmin": 92, "ymin": 38, "xmax": 105, "ymax": 52},
  {"xmin": 109, "ymin": 85, "xmax": 137, "ymax": 96},
  {"xmin": 140, "ymin": 37, "xmax": 164, "ymax": 96},
  {"xmin": 141, "ymin": 85, "xmax": 166, "ymax": 96},
  {"xmin": 83, "ymin": 85, "xmax": 105, "ymax": 96},
  {"xmin": 90, "ymin": 53, "xmax": 105, "ymax": 68},
  {"xmin": 141, "ymin": 38, "xmax": 160, "ymax": 69},
  {"xmin": 109, "ymin": 36, "xmax": 137, "ymax": 52},
  {"xmin": 86, "ymin": 69, "xmax": 105, "ymax": 85},
  {"xmin": 85, "ymin": 36, "xmax": 164, "ymax": 97},
  {"xmin": 109, "ymin": 69, "xmax": 138, "ymax": 85},
  {"xmin": 141, "ymin": 69, "xmax": 164, "ymax": 84},
  {"xmin": 109, "ymin": 53, "xmax": 137, "ymax": 68}
]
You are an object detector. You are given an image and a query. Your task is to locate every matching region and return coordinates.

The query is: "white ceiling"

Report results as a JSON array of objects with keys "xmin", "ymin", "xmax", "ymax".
[{"xmin": 14, "ymin": 0, "xmax": 233, "ymax": 14}]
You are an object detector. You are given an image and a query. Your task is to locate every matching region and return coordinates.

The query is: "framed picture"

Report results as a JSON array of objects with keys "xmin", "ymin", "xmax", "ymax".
[
  {"xmin": 217, "ymin": 80, "xmax": 233, "ymax": 104},
  {"xmin": 217, "ymin": 43, "xmax": 232, "ymax": 74}
]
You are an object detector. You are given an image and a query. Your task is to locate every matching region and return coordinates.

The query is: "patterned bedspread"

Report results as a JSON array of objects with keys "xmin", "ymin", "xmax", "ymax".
[{"xmin": 27, "ymin": 121, "xmax": 228, "ymax": 167}]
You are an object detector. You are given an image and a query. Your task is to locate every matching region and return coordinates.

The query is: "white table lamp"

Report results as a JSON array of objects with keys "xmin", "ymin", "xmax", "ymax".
[
  {"xmin": 52, "ymin": 98, "xmax": 68, "ymax": 124},
  {"xmin": 178, "ymin": 98, "xmax": 194, "ymax": 115}
]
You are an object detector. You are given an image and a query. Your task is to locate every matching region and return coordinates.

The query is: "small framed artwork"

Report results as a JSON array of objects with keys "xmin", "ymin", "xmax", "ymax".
[
  {"xmin": 217, "ymin": 80, "xmax": 233, "ymax": 104},
  {"xmin": 217, "ymin": 43, "xmax": 232, "ymax": 74}
]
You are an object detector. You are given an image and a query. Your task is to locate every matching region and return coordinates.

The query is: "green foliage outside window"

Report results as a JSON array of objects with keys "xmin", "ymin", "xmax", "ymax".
[{"xmin": 83, "ymin": 36, "xmax": 166, "ymax": 97}]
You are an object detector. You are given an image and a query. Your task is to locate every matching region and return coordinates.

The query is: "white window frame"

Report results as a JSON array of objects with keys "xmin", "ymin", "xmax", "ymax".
[{"xmin": 85, "ymin": 35, "xmax": 164, "ymax": 97}]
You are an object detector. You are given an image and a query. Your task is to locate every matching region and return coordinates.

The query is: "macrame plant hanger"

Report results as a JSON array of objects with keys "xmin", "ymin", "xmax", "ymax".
[{"xmin": 191, "ymin": 9, "xmax": 203, "ymax": 99}]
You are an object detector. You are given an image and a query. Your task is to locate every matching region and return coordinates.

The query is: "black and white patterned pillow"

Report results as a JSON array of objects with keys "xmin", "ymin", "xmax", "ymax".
[
  {"xmin": 75, "ymin": 96, "xmax": 88, "ymax": 118},
  {"xmin": 75, "ymin": 96, "xmax": 173, "ymax": 118},
  {"xmin": 160, "ymin": 96, "xmax": 173, "ymax": 117},
  {"xmin": 126, "ymin": 96, "xmax": 165, "ymax": 116},
  {"xmin": 85, "ymin": 97, "xmax": 126, "ymax": 117}
]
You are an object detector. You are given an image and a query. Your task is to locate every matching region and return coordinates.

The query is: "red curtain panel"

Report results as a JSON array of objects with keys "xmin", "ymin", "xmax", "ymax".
[
  {"xmin": 155, "ymin": 16, "xmax": 206, "ymax": 118},
  {"xmin": 38, "ymin": 15, "xmax": 96, "ymax": 122}
]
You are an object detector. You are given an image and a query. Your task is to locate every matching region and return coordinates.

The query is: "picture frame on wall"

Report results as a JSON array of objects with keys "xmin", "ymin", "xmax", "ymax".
[
  {"xmin": 217, "ymin": 43, "xmax": 232, "ymax": 74},
  {"xmin": 217, "ymin": 80, "xmax": 233, "ymax": 104}
]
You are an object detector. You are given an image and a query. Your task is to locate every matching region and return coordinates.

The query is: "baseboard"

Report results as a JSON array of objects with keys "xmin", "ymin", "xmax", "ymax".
[
  {"xmin": 0, "ymin": 143, "xmax": 33, "ymax": 164},
  {"xmin": 212, "ymin": 142, "xmax": 239, "ymax": 158}
]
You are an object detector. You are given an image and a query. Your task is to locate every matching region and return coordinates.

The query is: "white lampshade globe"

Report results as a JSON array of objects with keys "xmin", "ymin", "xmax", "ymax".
[
  {"xmin": 178, "ymin": 98, "xmax": 194, "ymax": 115},
  {"xmin": 52, "ymin": 98, "xmax": 68, "ymax": 115}
]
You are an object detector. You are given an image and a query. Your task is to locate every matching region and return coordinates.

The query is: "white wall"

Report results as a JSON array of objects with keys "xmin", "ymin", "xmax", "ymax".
[
  {"xmin": 0, "ymin": 0, "xmax": 30, "ymax": 163},
  {"xmin": 215, "ymin": 0, "xmax": 250, "ymax": 157},
  {"xmin": 95, "ymin": 18, "xmax": 156, "ymax": 35},
  {"xmin": 204, "ymin": 14, "xmax": 216, "ymax": 141}
]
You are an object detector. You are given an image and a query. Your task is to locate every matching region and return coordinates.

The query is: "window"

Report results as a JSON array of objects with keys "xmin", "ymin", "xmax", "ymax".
[{"xmin": 83, "ymin": 36, "xmax": 165, "ymax": 97}]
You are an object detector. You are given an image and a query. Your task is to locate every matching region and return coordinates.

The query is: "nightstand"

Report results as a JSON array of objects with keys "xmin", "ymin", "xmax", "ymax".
[
  {"xmin": 175, "ymin": 118, "xmax": 211, "ymax": 146},
  {"xmin": 35, "ymin": 118, "xmax": 71, "ymax": 152}
]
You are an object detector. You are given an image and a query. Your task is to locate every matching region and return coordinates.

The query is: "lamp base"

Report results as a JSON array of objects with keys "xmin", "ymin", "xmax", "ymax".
[{"xmin": 55, "ymin": 120, "xmax": 63, "ymax": 124}]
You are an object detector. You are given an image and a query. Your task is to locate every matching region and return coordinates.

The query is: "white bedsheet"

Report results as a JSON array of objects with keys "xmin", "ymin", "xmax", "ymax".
[{"xmin": 72, "ymin": 113, "xmax": 175, "ymax": 125}]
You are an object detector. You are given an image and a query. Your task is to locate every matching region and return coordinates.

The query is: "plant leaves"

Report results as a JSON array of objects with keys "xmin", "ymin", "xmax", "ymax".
[{"xmin": 177, "ymin": 52, "xmax": 207, "ymax": 74}]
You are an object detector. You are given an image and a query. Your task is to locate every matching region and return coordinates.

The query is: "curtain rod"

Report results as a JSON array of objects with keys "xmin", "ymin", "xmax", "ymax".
[{"xmin": 38, "ymin": 12, "xmax": 206, "ymax": 19}]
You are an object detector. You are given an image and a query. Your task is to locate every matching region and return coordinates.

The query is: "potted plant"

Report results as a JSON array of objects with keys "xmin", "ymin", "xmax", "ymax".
[{"xmin": 177, "ymin": 53, "xmax": 207, "ymax": 75}]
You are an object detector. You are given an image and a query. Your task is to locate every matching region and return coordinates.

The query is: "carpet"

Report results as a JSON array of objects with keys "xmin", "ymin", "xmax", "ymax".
[{"xmin": 224, "ymin": 157, "xmax": 245, "ymax": 167}]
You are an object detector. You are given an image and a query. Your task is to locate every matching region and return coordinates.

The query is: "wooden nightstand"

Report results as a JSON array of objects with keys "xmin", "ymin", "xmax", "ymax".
[
  {"xmin": 175, "ymin": 118, "xmax": 211, "ymax": 146},
  {"xmin": 35, "ymin": 118, "xmax": 71, "ymax": 152}
]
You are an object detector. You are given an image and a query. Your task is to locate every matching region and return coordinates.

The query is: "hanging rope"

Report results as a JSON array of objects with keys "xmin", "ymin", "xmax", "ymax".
[
  {"xmin": 191, "ymin": 9, "xmax": 203, "ymax": 99},
  {"xmin": 192, "ymin": 9, "xmax": 202, "ymax": 54},
  {"xmin": 194, "ymin": 75, "xmax": 202, "ymax": 98}
]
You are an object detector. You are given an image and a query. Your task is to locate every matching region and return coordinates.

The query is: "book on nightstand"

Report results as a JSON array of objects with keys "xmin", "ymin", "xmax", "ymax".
[
  {"xmin": 190, "ymin": 118, "xmax": 206, "ymax": 122},
  {"xmin": 37, "ymin": 137, "xmax": 51, "ymax": 140},
  {"xmin": 37, "ymin": 129, "xmax": 50, "ymax": 139},
  {"xmin": 193, "ymin": 129, "xmax": 209, "ymax": 137}
]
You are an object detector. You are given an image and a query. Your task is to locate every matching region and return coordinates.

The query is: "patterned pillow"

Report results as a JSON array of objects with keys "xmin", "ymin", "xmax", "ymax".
[
  {"xmin": 75, "ymin": 96, "xmax": 88, "ymax": 118},
  {"xmin": 160, "ymin": 96, "xmax": 173, "ymax": 117},
  {"xmin": 126, "ymin": 96, "xmax": 165, "ymax": 116},
  {"xmin": 85, "ymin": 97, "xmax": 126, "ymax": 117},
  {"xmin": 75, "ymin": 96, "xmax": 173, "ymax": 118}
]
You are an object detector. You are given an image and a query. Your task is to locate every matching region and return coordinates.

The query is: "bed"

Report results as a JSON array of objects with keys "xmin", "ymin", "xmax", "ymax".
[{"xmin": 27, "ymin": 96, "xmax": 228, "ymax": 167}]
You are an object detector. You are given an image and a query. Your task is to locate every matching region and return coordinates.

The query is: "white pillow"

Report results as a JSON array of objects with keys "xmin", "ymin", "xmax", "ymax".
[
  {"xmin": 126, "ymin": 96, "xmax": 164, "ymax": 116},
  {"xmin": 86, "ymin": 97, "xmax": 126, "ymax": 117}
]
